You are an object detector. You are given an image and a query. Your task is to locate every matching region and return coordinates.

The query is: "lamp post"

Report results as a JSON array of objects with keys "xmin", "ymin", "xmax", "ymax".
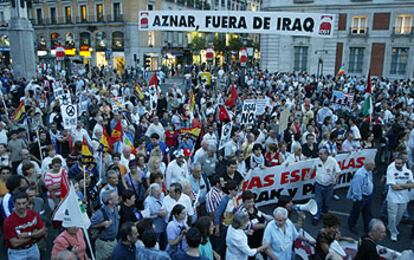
[{"xmin": 314, "ymin": 50, "xmax": 328, "ymax": 79}]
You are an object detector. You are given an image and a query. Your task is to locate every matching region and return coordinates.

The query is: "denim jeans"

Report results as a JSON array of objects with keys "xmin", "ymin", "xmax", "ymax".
[
  {"xmin": 348, "ymin": 195, "xmax": 373, "ymax": 233},
  {"xmin": 387, "ymin": 201, "xmax": 407, "ymax": 237},
  {"xmin": 8, "ymin": 244, "xmax": 40, "ymax": 260},
  {"xmin": 314, "ymin": 183, "xmax": 334, "ymax": 220}
]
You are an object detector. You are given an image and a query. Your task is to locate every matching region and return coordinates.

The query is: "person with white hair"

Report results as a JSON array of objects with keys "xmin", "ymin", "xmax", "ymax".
[
  {"xmin": 226, "ymin": 211, "xmax": 269, "ymax": 260},
  {"xmin": 144, "ymin": 183, "xmax": 167, "ymax": 249},
  {"xmin": 354, "ymin": 218, "xmax": 386, "ymax": 260},
  {"xmin": 262, "ymin": 207, "xmax": 299, "ymax": 260}
]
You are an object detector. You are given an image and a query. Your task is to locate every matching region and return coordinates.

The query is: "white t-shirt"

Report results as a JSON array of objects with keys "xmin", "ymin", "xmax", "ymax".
[
  {"xmin": 313, "ymin": 156, "xmax": 341, "ymax": 186},
  {"xmin": 162, "ymin": 194, "xmax": 194, "ymax": 222},
  {"xmin": 166, "ymin": 160, "xmax": 189, "ymax": 188},
  {"xmin": 386, "ymin": 164, "xmax": 414, "ymax": 204}
]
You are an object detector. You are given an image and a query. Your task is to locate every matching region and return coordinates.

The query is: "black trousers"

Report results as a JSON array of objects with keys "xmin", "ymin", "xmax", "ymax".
[{"xmin": 348, "ymin": 195, "xmax": 373, "ymax": 233}]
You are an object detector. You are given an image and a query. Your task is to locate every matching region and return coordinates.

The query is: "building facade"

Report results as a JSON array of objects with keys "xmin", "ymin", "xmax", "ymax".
[{"xmin": 260, "ymin": 0, "xmax": 414, "ymax": 79}]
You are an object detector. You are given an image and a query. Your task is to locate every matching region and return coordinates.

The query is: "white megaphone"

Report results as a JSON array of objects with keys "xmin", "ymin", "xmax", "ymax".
[
  {"xmin": 329, "ymin": 240, "xmax": 346, "ymax": 257},
  {"xmin": 295, "ymin": 199, "xmax": 318, "ymax": 216}
]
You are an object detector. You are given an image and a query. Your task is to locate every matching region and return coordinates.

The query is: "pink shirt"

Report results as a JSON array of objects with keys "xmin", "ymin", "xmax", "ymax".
[
  {"xmin": 51, "ymin": 229, "xmax": 87, "ymax": 260},
  {"xmin": 44, "ymin": 169, "xmax": 66, "ymax": 197}
]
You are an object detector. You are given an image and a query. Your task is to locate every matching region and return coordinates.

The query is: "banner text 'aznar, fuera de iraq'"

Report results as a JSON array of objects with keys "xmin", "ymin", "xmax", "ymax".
[{"xmin": 139, "ymin": 11, "xmax": 336, "ymax": 38}]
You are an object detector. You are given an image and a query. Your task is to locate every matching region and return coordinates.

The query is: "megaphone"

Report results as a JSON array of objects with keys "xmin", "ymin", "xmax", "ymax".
[
  {"xmin": 295, "ymin": 199, "xmax": 318, "ymax": 216},
  {"xmin": 329, "ymin": 240, "xmax": 346, "ymax": 257}
]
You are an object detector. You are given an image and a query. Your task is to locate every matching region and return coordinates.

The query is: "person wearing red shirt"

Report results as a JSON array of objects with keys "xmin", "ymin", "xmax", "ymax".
[
  {"xmin": 265, "ymin": 144, "xmax": 284, "ymax": 167},
  {"xmin": 3, "ymin": 191, "xmax": 47, "ymax": 260}
]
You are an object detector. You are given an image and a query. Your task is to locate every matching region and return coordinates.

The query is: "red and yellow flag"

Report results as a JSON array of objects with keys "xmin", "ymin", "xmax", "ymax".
[
  {"xmin": 180, "ymin": 127, "xmax": 201, "ymax": 138},
  {"xmin": 13, "ymin": 101, "xmax": 26, "ymax": 122},
  {"xmin": 100, "ymin": 128, "xmax": 112, "ymax": 153},
  {"xmin": 135, "ymin": 83, "xmax": 144, "ymax": 100},
  {"xmin": 111, "ymin": 120, "xmax": 123, "ymax": 144},
  {"xmin": 189, "ymin": 92, "xmax": 195, "ymax": 112}
]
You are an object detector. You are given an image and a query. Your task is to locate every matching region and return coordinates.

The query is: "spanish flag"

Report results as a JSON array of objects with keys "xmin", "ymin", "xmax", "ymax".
[
  {"xmin": 100, "ymin": 128, "xmax": 112, "ymax": 153},
  {"xmin": 189, "ymin": 91, "xmax": 195, "ymax": 112},
  {"xmin": 111, "ymin": 120, "xmax": 123, "ymax": 144},
  {"xmin": 225, "ymin": 84, "xmax": 237, "ymax": 107},
  {"xmin": 81, "ymin": 137, "xmax": 96, "ymax": 172},
  {"xmin": 13, "ymin": 101, "xmax": 26, "ymax": 122},
  {"xmin": 135, "ymin": 83, "xmax": 144, "ymax": 100},
  {"xmin": 180, "ymin": 127, "xmax": 201, "ymax": 139}
]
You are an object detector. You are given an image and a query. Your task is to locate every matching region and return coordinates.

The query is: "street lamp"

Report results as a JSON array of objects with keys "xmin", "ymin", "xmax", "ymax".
[{"xmin": 315, "ymin": 50, "xmax": 328, "ymax": 79}]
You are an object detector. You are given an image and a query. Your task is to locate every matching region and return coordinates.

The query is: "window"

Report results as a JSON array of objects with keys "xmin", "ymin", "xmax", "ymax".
[
  {"xmin": 80, "ymin": 5, "xmax": 87, "ymax": 22},
  {"xmin": 396, "ymin": 15, "xmax": 412, "ymax": 34},
  {"xmin": 293, "ymin": 46, "xmax": 308, "ymax": 72},
  {"xmin": 96, "ymin": 4, "xmax": 104, "ymax": 22},
  {"xmin": 390, "ymin": 47, "xmax": 409, "ymax": 75},
  {"xmin": 148, "ymin": 31, "xmax": 155, "ymax": 47},
  {"xmin": 65, "ymin": 6, "xmax": 72, "ymax": 23},
  {"xmin": 50, "ymin": 7, "xmax": 57, "ymax": 24},
  {"xmin": 36, "ymin": 8, "xmax": 42, "ymax": 24},
  {"xmin": 349, "ymin": 47, "xmax": 364, "ymax": 73},
  {"xmin": 148, "ymin": 4, "xmax": 153, "ymax": 10},
  {"xmin": 113, "ymin": 3, "xmax": 121, "ymax": 21},
  {"xmin": 351, "ymin": 16, "xmax": 368, "ymax": 34}
]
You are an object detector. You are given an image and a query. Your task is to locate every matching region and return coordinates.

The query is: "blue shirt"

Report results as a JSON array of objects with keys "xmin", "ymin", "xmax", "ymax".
[
  {"xmin": 347, "ymin": 166, "xmax": 374, "ymax": 201},
  {"xmin": 262, "ymin": 219, "xmax": 298, "ymax": 260},
  {"xmin": 111, "ymin": 241, "xmax": 136, "ymax": 260},
  {"xmin": 136, "ymin": 246, "xmax": 171, "ymax": 260},
  {"xmin": 91, "ymin": 205, "xmax": 120, "ymax": 240},
  {"xmin": 144, "ymin": 195, "xmax": 167, "ymax": 233}
]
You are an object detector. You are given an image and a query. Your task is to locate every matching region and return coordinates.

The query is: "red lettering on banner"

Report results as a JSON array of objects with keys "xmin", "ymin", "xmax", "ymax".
[
  {"xmin": 291, "ymin": 169, "xmax": 300, "ymax": 182},
  {"xmin": 356, "ymin": 157, "xmax": 365, "ymax": 168},
  {"xmin": 263, "ymin": 175, "xmax": 275, "ymax": 187},
  {"xmin": 281, "ymin": 172, "xmax": 289, "ymax": 184}
]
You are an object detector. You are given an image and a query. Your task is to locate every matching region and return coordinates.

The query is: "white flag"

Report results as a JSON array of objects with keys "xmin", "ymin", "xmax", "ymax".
[{"xmin": 53, "ymin": 183, "xmax": 91, "ymax": 229}]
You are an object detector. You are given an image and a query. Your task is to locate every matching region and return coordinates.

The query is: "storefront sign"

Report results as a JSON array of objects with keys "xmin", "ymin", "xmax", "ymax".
[
  {"xmin": 242, "ymin": 149, "xmax": 377, "ymax": 207},
  {"xmin": 139, "ymin": 11, "xmax": 335, "ymax": 37}
]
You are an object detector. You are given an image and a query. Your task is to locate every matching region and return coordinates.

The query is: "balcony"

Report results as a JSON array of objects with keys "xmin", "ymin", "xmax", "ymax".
[
  {"xmin": 391, "ymin": 26, "xmax": 414, "ymax": 37},
  {"xmin": 30, "ymin": 15, "xmax": 124, "ymax": 27},
  {"xmin": 349, "ymin": 27, "xmax": 369, "ymax": 37},
  {"xmin": 0, "ymin": 20, "xmax": 7, "ymax": 27},
  {"xmin": 293, "ymin": 0, "xmax": 314, "ymax": 3}
]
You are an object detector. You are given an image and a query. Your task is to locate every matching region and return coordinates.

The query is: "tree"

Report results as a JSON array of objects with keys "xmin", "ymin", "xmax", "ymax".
[
  {"xmin": 213, "ymin": 35, "xmax": 226, "ymax": 53},
  {"xmin": 190, "ymin": 35, "xmax": 207, "ymax": 54},
  {"xmin": 228, "ymin": 37, "xmax": 242, "ymax": 51}
]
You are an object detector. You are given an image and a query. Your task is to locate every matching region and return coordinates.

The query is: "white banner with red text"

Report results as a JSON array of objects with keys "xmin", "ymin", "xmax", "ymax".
[
  {"xmin": 138, "ymin": 11, "xmax": 336, "ymax": 37},
  {"xmin": 242, "ymin": 149, "xmax": 377, "ymax": 207}
]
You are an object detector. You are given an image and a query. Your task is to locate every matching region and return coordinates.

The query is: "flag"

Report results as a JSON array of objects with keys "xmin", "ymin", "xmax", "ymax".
[
  {"xmin": 337, "ymin": 64, "xmax": 345, "ymax": 77},
  {"xmin": 362, "ymin": 72, "xmax": 373, "ymax": 122},
  {"xmin": 189, "ymin": 91, "xmax": 195, "ymax": 112},
  {"xmin": 149, "ymin": 73, "xmax": 159, "ymax": 87},
  {"xmin": 53, "ymin": 183, "xmax": 91, "ymax": 228},
  {"xmin": 225, "ymin": 84, "xmax": 238, "ymax": 107},
  {"xmin": 218, "ymin": 105, "xmax": 231, "ymax": 123},
  {"xmin": 135, "ymin": 83, "xmax": 144, "ymax": 100},
  {"xmin": 81, "ymin": 137, "xmax": 96, "ymax": 172},
  {"xmin": 81, "ymin": 137, "xmax": 93, "ymax": 157},
  {"xmin": 60, "ymin": 170, "xmax": 70, "ymax": 200},
  {"xmin": 123, "ymin": 133, "xmax": 136, "ymax": 155},
  {"xmin": 180, "ymin": 127, "xmax": 201, "ymax": 139},
  {"xmin": 12, "ymin": 101, "xmax": 26, "ymax": 122},
  {"xmin": 100, "ymin": 128, "xmax": 111, "ymax": 153},
  {"xmin": 111, "ymin": 120, "xmax": 123, "ymax": 143}
]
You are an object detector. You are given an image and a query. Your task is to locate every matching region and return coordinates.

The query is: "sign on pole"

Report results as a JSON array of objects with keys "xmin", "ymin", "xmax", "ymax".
[
  {"xmin": 240, "ymin": 100, "xmax": 256, "ymax": 125},
  {"xmin": 219, "ymin": 122, "xmax": 233, "ymax": 150},
  {"xmin": 61, "ymin": 104, "xmax": 77, "ymax": 130},
  {"xmin": 139, "ymin": 11, "xmax": 336, "ymax": 38}
]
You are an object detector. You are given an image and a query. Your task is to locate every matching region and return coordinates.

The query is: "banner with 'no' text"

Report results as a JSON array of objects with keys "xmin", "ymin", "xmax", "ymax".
[
  {"xmin": 139, "ymin": 11, "xmax": 336, "ymax": 37},
  {"xmin": 242, "ymin": 149, "xmax": 377, "ymax": 207}
]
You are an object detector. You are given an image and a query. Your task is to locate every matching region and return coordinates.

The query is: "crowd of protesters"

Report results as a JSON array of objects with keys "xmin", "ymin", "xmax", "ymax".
[{"xmin": 0, "ymin": 61, "xmax": 414, "ymax": 260}]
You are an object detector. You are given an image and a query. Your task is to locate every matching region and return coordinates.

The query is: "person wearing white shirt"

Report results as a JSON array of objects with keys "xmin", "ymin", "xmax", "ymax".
[
  {"xmin": 71, "ymin": 121, "xmax": 92, "ymax": 144},
  {"xmin": 386, "ymin": 156, "xmax": 414, "ymax": 241},
  {"xmin": 202, "ymin": 125, "xmax": 218, "ymax": 147},
  {"xmin": 162, "ymin": 183, "xmax": 194, "ymax": 225},
  {"xmin": 145, "ymin": 116, "xmax": 165, "ymax": 141},
  {"xmin": 407, "ymin": 120, "xmax": 414, "ymax": 167},
  {"xmin": 312, "ymin": 149, "xmax": 341, "ymax": 224},
  {"xmin": 262, "ymin": 207, "xmax": 298, "ymax": 260},
  {"xmin": 120, "ymin": 146, "xmax": 136, "ymax": 173},
  {"xmin": 40, "ymin": 145, "xmax": 67, "ymax": 174},
  {"xmin": 224, "ymin": 129, "xmax": 240, "ymax": 160},
  {"xmin": 193, "ymin": 141, "xmax": 208, "ymax": 164},
  {"xmin": 0, "ymin": 122, "xmax": 8, "ymax": 144},
  {"xmin": 226, "ymin": 211, "xmax": 268, "ymax": 260},
  {"xmin": 166, "ymin": 150, "xmax": 189, "ymax": 189}
]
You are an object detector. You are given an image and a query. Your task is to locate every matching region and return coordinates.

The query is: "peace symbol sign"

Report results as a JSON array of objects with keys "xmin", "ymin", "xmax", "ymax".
[{"xmin": 66, "ymin": 105, "xmax": 75, "ymax": 117}]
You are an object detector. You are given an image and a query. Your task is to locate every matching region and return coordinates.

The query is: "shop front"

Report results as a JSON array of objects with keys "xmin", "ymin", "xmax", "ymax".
[
  {"xmin": 0, "ymin": 34, "xmax": 11, "ymax": 65},
  {"xmin": 111, "ymin": 31, "xmax": 125, "ymax": 76},
  {"xmin": 95, "ymin": 31, "xmax": 108, "ymax": 67}
]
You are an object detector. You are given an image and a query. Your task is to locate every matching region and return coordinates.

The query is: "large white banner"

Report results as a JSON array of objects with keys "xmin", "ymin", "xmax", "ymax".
[
  {"xmin": 139, "ymin": 11, "xmax": 336, "ymax": 37},
  {"xmin": 242, "ymin": 149, "xmax": 377, "ymax": 207}
]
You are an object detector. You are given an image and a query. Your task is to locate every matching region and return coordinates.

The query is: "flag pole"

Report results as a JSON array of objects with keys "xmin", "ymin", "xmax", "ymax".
[
  {"xmin": 82, "ymin": 227, "xmax": 95, "ymax": 260},
  {"xmin": 83, "ymin": 165, "xmax": 86, "ymax": 201},
  {"xmin": 99, "ymin": 149, "xmax": 103, "ymax": 183},
  {"xmin": 36, "ymin": 129, "xmax": 43, "ymax": 161}
]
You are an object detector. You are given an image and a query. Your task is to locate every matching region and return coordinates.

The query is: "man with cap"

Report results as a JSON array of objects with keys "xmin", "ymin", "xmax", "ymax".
[{"xmin": 166, "ymin": 149, "xmax": 189, "ymax": 189}]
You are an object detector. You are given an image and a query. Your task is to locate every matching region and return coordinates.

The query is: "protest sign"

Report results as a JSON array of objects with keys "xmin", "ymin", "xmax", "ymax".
[
  {"xmin": 219, "ymin": 122, "xmax": 233, "ymax": 150},
  {"xmin": 331, "ymin": 90, "xmax": 354, "ymax": 111},
  {"xmin": 244, "ymin": 99, "xmax": 267, "ymax": 115},
  {"xmin": 242, "ymin": 149, "xmax": 376, "ymax": 207},
  {"xmin": 61, "ymin": 104, "xmax": 77, "ymax": 130},
  {"xmin": 240, "ymin": 100, "xmax": 256, "ymax": 125},
  {"xmin": 139, "ymin": 11, "xmax": 336, "ymax": 38}
]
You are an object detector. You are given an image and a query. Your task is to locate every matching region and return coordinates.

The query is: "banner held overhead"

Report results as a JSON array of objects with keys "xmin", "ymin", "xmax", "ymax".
[{"xmin": 139, "ymin": 11, "xmax": 336, "ymax": 37}]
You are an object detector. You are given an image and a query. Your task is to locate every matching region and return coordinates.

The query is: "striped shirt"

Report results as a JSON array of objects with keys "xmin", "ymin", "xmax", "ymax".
[
  {"xmin": 44, "ymin": 170, "xmax": 65, "ymax": 198},
  {"xmin": 206, "ymin": 186, "xmax": 225, "ymax": 214}
]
